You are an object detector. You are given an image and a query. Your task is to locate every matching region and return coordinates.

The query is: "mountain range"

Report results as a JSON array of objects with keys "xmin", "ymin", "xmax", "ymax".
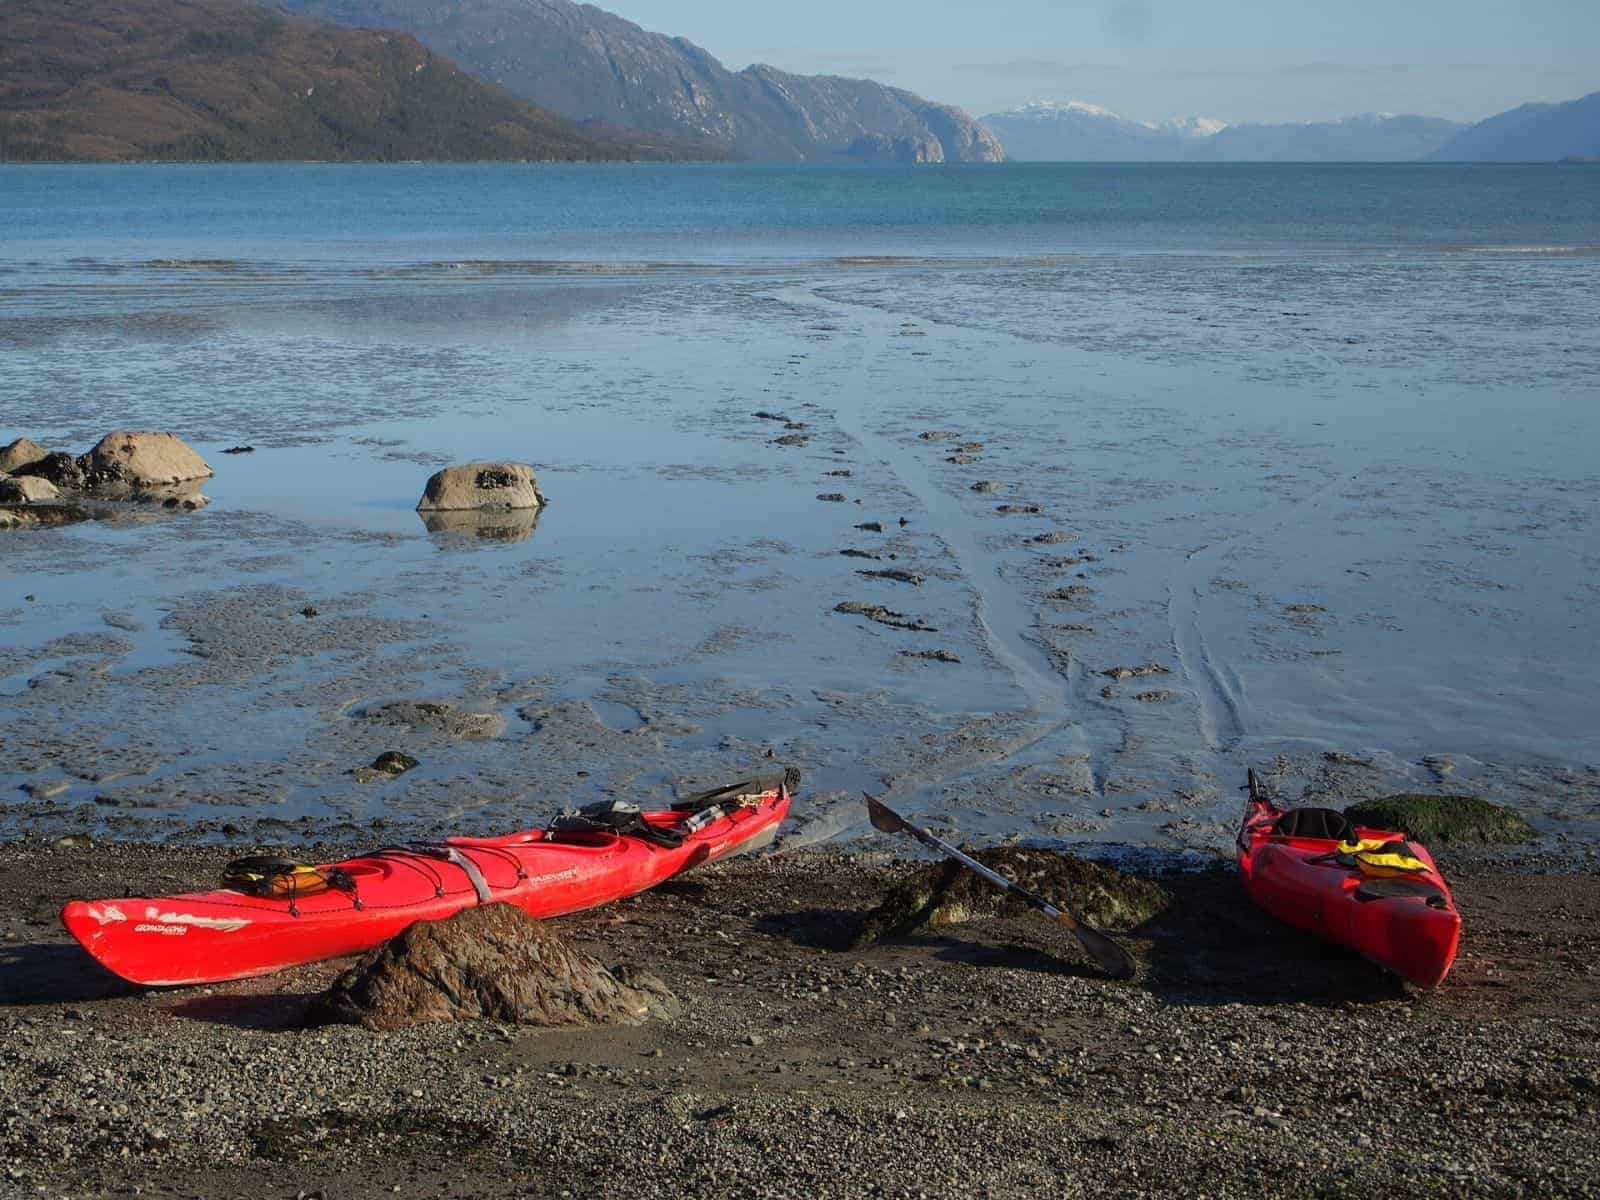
[
  {"xmin": 0, "ymin": 0, "xmax": 692, "ymax": 162},
  {"xmin": 279, "ymin": 0, "xmax": 1004, "ymax": 163},
  {"xmin": 1425, "ymin": 90, "xmax": 1600, "ymax": 162},
  {"xmin": 1, "ymin": 0, "xmax": 1592, "ymax": 165},
  {"xmin": 981, "ymin": 100, "xmax": 1468, "ymax": 162}
]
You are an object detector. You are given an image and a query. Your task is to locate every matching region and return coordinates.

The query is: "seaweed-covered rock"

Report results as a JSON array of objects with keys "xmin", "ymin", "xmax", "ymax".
[
  {"xmin": 307, "ymin": 903, "xmax": 679, "ymax": 1031},
  {"xmin": 371, "ymin": 750, "xmax": 418, "ymax": 775},
  {"xmin": 0, "ymin": 437, "xmax": 48, "ymax": 474},
  {"xmin": 853, "ymin": 847, "xmax": 1169, "ymax": 946},
  {"xmin": 12, "ymin": 451, "xmax": 87, "ymax": 490},
  {"xmin": 353, "ymin": 750, "xmax": 419, "ymax": 783},
  {"xmin": 1345, "ymin": 794, "xmax": 1536, "ymax": 845},
  {"xmin": 416, "ymin": 462, "xmax": 544, "ymax": 512}
]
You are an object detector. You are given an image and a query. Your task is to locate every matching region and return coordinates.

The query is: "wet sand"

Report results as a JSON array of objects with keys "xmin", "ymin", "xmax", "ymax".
[{"xmin": 2, "ymin": 842, "xmax": 1597, "ymax": 1198}]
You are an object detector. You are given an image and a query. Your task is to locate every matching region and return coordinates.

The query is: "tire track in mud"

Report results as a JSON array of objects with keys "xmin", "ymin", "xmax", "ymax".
[
  {"xmin": 799, "ymin": 287, "xmax": 1069, "ymax": 716},
  {"xmin": 785, "ymin": 284, "xmax": 1120, "ymax": 829},
  {"xmin": 1167, "ymin": 467, "xmax": 1364, "ymax": 752}
]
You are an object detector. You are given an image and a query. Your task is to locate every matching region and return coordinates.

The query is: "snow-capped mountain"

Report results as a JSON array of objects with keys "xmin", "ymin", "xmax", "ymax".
[
  {"xmin": 980, "ymin": 99, "xmax": 1463, "ymax": 162},
  {"xmin": 980, "ymin": 99, "xmax": 1213, "ymax": 161},
  {"xmin": 1156, "ymin": 115, "xmax": 1228, "ymax": 139}
]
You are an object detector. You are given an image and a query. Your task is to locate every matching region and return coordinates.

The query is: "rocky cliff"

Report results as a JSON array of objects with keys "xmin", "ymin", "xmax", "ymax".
[
  {"xmin": 281, "ymin": 0, "xmax": 1005, "ymax": 162},
  {"xmin": 0, "ymin": 0, "xmax": 694, "ymax": 162}
]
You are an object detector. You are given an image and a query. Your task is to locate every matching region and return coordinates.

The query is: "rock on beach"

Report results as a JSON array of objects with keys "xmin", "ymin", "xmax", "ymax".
[
  {"xmin": 0, "ymin": 437, "xmax": 48, "ymax": 473},
  {"xmin": 0, "ymin": 474, "xmax": 60, "ymax": 504},
  {"xmin": 416, "ymin": 462, "xmax": 545, "ymax": 512},
  {"xmin": 5, "ymin": 431, "xmax": 212, "ymax": 500},
  {"xmin": 853, "ymin": 847, "xmax": 1170, "ymax": 947},
  {"xmin": 1344, "ymin": 793, "xmax": 1536, "ymax": 845},
  {"xmin": 81, "ymin": 431, "xmax": 213, "ymax": 489},
  {"xmin": 306, "ymin": 903, "xmax": 680, "ymax": 1031}
]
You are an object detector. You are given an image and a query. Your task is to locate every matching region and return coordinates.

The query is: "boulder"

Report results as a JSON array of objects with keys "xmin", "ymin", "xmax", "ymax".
[
  {"xmin": 1344, "ymin": 794, "xmax": 1535, "ymax": 845},
  {"xmin": 0, "ymin": 475, "xmax": 59, "ymax": 503},
  {"xmin": 416, "ymin": 463, "xmax": 544, "ymax": 512},
  {"xmin": 853, "ymin": 846, "xmax": 1169, "ymax": 947},
  {"xmin": 306, "ymin": 903, "xmax": 680, "ymax": 1032},
  {"xmin": 80, "ymin": 431, "xmax": 213, "ymax": 490},
  {"xmin": 0, "ymin": 438, "xmax": 48, "ymax": 474}
]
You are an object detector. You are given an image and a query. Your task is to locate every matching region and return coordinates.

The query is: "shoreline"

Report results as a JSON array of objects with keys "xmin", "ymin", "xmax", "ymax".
[{"xmin": 3, "ymin": 842, "xmax": 1596, "ymax": 1198}]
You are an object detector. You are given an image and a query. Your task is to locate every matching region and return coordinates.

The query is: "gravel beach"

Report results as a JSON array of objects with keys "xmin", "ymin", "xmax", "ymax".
[{"xmin": 3, "ymin": 842, "xmax": 1596, "ymax": 1199}]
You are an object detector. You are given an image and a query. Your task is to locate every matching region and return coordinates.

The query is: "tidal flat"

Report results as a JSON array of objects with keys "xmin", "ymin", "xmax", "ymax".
[{"xmin": 2, "ymin": 238, "xmax": 1598, "ymax": 853}]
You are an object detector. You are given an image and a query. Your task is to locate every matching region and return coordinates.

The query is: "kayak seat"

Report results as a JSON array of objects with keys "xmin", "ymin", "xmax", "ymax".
[
  {"xmin": 1353, "ymin": 877, "xmax": 1449, "ymax": 908},
  {"xmin": 1271, "ymin": 807, "xmax": 1355, "ymax": 842}
]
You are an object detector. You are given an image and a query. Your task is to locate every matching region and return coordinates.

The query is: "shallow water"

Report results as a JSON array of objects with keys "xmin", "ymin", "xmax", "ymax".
[{"xmin": 2, "ymin": 163, "xmax": 1597, "ymax": 852}]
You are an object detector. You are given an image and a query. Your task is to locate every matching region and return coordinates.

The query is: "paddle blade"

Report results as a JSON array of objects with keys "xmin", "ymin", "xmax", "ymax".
[
  {"xmin": 865, "ymin": 794, "xmax": 908, "ymax": 834},
  {"xmin": 1065, "ymin": 919, "xmax": 1137, "ymax": 981}
]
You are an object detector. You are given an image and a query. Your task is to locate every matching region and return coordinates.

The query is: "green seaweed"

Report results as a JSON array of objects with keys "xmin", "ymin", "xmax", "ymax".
[
  {"xmin": 853, "ymin": 847, "xmax": 1169, "ymax": 947},
  {"xmin": 1344, "ymin": 793, "xmax": 1535, "ymax": 845}
]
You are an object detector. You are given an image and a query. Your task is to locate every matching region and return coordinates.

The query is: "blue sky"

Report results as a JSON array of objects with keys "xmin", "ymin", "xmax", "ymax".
[{"xmin": 603, "ymin": 0, "xmax": 1599, "ymax": 124}]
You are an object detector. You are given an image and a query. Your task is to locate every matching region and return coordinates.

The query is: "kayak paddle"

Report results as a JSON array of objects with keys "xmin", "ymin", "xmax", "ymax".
[{"xmin": 864, "ymin": 794, "xmax": 1136, "ymax": 981}]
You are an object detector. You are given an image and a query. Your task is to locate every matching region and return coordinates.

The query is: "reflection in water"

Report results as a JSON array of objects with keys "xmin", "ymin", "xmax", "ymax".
[{"xmin": 419, "ymin": 506, "xmax": 541, "ymax": 545}]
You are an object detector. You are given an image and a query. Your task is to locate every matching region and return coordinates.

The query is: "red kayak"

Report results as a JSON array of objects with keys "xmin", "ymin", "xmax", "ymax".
[
  {"xmin": 62, "ymin": 775, "xmax": 791, "ymax": 987},
  {"xmin": 1236, "ymin": 772, "xmax": 1460, "ymax": 988}
]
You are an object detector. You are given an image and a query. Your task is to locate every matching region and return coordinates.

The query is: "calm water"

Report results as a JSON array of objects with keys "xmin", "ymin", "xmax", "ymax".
[
  {"xmin": 5, "ymin": 162, "xmax": 1600, "ymax": 263},
  {"xmin": 2, "ymin": 164, "xmax": 1597, "ymax": 853}
]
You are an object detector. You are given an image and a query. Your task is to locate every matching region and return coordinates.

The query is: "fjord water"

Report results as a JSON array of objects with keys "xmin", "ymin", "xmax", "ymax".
[
  {"xmin": 6, "ymin": 162, "xmax": 1600, "ymax": 263},
  {"xmin": 2, "ymin": 163, "xmax": 1597, "ymax": 851}
]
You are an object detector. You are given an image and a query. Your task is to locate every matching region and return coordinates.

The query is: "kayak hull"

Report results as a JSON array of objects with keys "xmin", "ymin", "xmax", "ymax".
[
  {"xmin": 62, "ymin": 783, "xmax": 789, "ymax": 987},
  {"xmin": 1236, "ymin": 788, "xmax": 1460, "ymax": 989}
]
